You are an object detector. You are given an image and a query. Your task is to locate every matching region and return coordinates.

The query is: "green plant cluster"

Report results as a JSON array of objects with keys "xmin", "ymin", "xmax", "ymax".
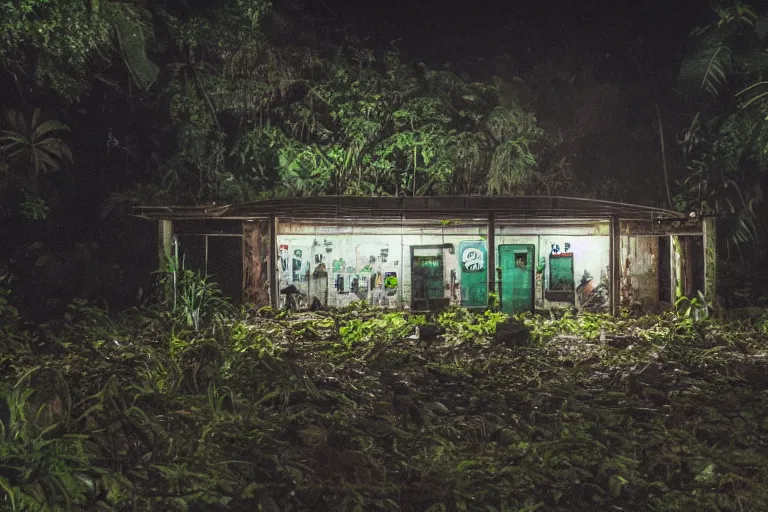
[{"xmin": 2, "ymin": 282, "xmax": 768, "ymax": 510}]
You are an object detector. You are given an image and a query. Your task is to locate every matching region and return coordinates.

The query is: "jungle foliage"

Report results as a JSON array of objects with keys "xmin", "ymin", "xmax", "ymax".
[
  {"xmin": 0, "ymin": 0, "xmax": 558, "ymax": 221},
  {"xmin": 2, "ymin": 276, "xmax": 768, "ymax": 510},
  {"xmin": 0, "ymin": 1, "xmax": 765, "ymax": 223},
  {"xmin": 676, "ymin": 1, "xmax": 768, "ymax": 252}
]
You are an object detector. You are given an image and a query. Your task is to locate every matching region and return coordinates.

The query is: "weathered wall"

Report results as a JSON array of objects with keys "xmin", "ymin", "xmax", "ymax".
[
  {"xmin": 276, "ymin": 221, "xmax": 611, "ymax": 312},
  {"xmin": 538, "ymin": 235, "xmax": 610, "ymax": 311},
  {"xmin": 620, "ymin": 236, "xmax": 659, "ymax": 311},
  {"xmin": 672, "ymin": 235, "xmax": 705, "ymax": 300},
  {"xmin": 243, "ymin": 220, "xmax": 270, "ymax": 306},
  {"xmin": 276, "ymin": 224, "xmax": 487, "ymax": 309}
]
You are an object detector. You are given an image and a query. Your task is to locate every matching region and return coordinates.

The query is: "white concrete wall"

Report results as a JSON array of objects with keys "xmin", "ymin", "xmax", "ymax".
[
  {"xmin": 276, "ymin": 220, "xmax": 610, "ymax": 311},
  {"xmin": 539, "ymin": 235, "xmax": 610, "ymax": 291}
]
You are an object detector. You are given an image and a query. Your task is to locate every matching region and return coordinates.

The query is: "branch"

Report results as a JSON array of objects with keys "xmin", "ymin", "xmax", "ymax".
[
  {"xmin": 94, "ymin": 74, "xmax": 130, "ymax": 96},
  {"xmin": 656, "ymin": 104, "xmax": 673, "ymax": 209},
  {"xmin": 191, "ymin": 65, "xmax": 222, "ymax": 132}
]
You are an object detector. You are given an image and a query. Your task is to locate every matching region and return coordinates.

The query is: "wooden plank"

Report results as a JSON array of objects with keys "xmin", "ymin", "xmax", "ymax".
[
  {"xmin": 622, "ymin": 236, "xmax": 660, "ymax": 311},
  {"xmin": 269, "ymin": 216, "xmax": 277, "ymax": 308}
]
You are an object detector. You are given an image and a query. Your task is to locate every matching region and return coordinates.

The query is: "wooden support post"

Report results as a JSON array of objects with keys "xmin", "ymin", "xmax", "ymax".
[
  {"xmin": 487, "ymin": 211, "xmax": 496, "ymax": 306},
  {"xmin": 670, "ymin": 235, "xmax": 682, "ymax": 303},
  {"xmin": 268, "ymin": 216, "xmax": 278, "ymax": 308},
  {"xmin": 158, "ymin": 219, "xmax": 173, "ymax": 269},
  {"xmin": 609, "ymin": 216, "xmax": 619, "ymax": 316},
  {"xmin": 157, "ymin": 219, "xmax": 174, "ymax": 306},
  {"xmin": 703, "ymin": 216, "xmax": 718, "ymax": 310},
  {"xmin": 669, "ymin": 236, "xmax": 678, "ymax": 309}
]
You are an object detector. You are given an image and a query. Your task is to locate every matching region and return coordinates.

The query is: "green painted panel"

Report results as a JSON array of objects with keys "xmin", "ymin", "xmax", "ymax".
[
  {"xmin": 549, "ymin": 254, "xmax": 574, "ymax": 290},
  {"xmin": 412, "ymin": 252, "xmax": 444, "ymax": 310},
  {"xmin": 458, "ymin": 241, "xmax": 487, "ymax": 308},
  {"xmin": 499, "ymin": 244, "xmax": 535, "ymax": 314}
]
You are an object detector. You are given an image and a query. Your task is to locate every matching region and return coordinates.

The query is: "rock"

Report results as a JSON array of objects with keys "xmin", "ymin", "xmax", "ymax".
[
  {"xmin": 636, "ymin": 362, "xmax": 665, "ymax": 387},
  {"xmin": 492, "ymin": 318, "xmax": 531, "ymax": 347},
  {"xmin": 601, "ymin": 333, "xmax": 636, "ymax": 349},
  {"xmin": 418, "ymin": 323, "xmax": 445, "ymax": 342}
]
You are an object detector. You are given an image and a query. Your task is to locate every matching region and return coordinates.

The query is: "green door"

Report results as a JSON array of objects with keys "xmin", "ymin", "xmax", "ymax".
[
  {"xmin": 411, "ymin": 249, "xmax": 445, "ymax": 311},
  {"xmin": 499, "ymin": 244, "xmax": 535, "ymax": 314},
  {"xmin": 549, "ymin": 254, "xmax": 574, "ymax": 290},
  {"xmin": 458, "ymin": 241, "xmax": 487, "ymax": 309}
]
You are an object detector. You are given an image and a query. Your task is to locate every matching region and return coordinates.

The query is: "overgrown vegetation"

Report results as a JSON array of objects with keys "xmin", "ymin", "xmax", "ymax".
[
  {"xmin": 2, "ymin": 3, "xmax": 768, "ymax": 508},
  {"xmin": 2, "ymin": 275, "xmax": 768, "ymax": 510}
]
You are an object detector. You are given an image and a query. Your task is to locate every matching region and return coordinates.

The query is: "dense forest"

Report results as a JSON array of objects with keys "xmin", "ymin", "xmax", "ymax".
[{"xmin": 2, "ymin": 0, "xmax": 768, "ymax": 510}]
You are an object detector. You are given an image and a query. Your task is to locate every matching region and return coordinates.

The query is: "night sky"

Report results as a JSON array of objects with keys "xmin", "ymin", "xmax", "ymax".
[{"xmin": 309, "ymin": 0, "xmax": 708, "ymax": 84}]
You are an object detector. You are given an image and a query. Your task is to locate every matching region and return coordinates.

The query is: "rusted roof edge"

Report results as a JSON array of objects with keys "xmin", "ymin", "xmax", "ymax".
[{"xmin": 132, "ymin": 195, "xmax": 691, "ymax": 221}]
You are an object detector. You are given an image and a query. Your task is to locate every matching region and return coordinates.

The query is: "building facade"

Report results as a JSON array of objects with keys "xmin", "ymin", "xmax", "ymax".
[{"xmin": 135, "ymin": 196, "xmax": 716, "ymax": 315}]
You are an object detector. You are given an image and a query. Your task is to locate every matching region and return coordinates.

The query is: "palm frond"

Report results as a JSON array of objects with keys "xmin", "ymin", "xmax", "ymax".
[
  {"xmin": 112, "ymin": 4, "xmax": 158, "ymax": 91},
  {"xmin": 33, "ymin": 120, "xmax": 70, "ymax": 139},
  {"xmin": 701, "ymin": 45, "xmax": 732, "ymax": 97},
  {"xmin": 736, "ymin": 81, "xmax": 768, "ymax": 109},
  {"xmin": 0, "ymin": 109, "xmax": 72, "ymax": 182}
]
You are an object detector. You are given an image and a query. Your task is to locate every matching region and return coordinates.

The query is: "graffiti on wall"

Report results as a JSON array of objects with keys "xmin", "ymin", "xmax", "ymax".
[
  {"xmin": 278, "ymin": 237, "xmax": 402, "ymax": 308},
  {"xmin": 278, "ymin": 234, "xmax": 608, "ymax": 312},
  {"xmin": 461, "ymin": 247, "xmax": 484, "ymax": 271},
  {"xmin": 292, "ymin": 249, "xmax": 309, "ymax": 282},
  {"xmin": 279, "ymin": 244, "xmax": 291, "ymax": 284}
]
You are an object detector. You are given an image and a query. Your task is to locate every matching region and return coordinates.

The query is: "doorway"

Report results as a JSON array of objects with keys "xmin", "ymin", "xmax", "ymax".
[
  {"xmin": 458, "ymin": 240, "xmax": 487, "ymax": 309},
  {"xmin": 411, "ymin": 246, "xmax": 446, "ymax": 311},
  {"xmin": 498, "ymin": 244, "xmax": 536, "ymax": 314}
]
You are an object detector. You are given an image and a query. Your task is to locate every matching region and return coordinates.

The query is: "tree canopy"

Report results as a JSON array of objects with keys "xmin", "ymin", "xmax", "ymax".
[{"xmin": 0, "ymin": 0, "xmax": 566, "ymax": 222}]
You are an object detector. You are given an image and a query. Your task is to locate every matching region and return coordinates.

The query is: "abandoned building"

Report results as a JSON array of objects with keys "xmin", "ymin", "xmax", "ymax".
[{"xmin": 134, "ymin": 196, "xmax": 716, "ymax": 315}]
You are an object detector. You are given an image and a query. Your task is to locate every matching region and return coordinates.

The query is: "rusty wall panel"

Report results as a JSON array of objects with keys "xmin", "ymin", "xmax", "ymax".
[
  {"xmin": 243, "ymin": 220, "xmax": 270, "ymax": 307},
  {"xmin": 620, "ymin": 236, "xmax": 660, "ymax": 311},
  {"xmin": 621, "ymin": 219, "xmax": 702, "ymax": 236},
  {"xmin": 673, "ymin": 235, "xmax": 705, "ymax": 299}
]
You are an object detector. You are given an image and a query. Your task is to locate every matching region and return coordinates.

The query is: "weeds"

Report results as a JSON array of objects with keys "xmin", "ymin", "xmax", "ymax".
[{"xmin": 1, "ymin": 287, "xmax": 767, "ymax": 510}]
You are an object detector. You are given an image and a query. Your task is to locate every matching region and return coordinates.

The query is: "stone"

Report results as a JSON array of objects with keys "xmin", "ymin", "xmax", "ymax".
[{"xmin": 492, "ymin": 318, "xmax": 531, "ymax": 347}]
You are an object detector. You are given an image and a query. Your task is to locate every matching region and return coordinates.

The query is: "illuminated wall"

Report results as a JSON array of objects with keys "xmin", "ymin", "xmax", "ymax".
[
  {"xmin": 275, "ymin": 220, "xmax": 611, "ymax": 312},
  {"xmin": 494, "ymin": 225, "xmax": 610, "ymax": 312},
  {"xmin": 275, "ymin": 222, "xmax": 487, "ymax": 309}
]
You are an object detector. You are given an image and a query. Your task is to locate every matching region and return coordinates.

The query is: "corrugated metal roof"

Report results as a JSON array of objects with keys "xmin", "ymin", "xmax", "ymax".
[{"xmin": 133, "ymin": 195, "xmax": 691, "ymax": 221}]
